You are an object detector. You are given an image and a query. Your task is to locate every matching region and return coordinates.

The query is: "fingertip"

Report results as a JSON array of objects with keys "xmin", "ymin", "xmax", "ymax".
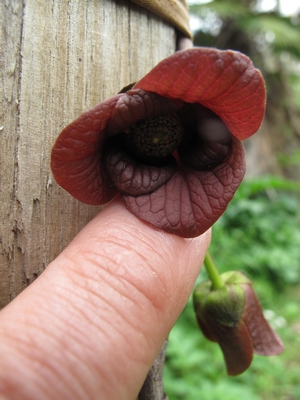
[
  {"xmin": 60, "ymin": 196, "xmax": 211, "ymax": 335},
  {"xmin": 0, "ymin": 197, "xmax": 211, "ymax": 400}
]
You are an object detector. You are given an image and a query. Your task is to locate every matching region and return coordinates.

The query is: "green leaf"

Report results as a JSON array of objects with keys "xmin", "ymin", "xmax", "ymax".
[{"xmin": 189, "ymin": 1, "xmax": 250, "ymax": 19}]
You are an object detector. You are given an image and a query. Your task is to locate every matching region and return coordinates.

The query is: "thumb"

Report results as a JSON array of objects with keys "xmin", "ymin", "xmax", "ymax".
[{"xmin": 0, "ymin": 198, "xmax": 211, "ymax": 400}]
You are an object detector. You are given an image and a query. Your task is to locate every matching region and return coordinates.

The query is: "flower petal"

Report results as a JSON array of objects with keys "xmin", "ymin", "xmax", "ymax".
[
  {"xmin": 51, "ymin": 89, "xmax": 182, "ymax": 205},
  {"xmin": 105, "ymin": 89, "xmax": 183, "ymax": 136},
  {"xmin": 122, "ymin": 136, "xmax": 245, "ymax": 237},
  {"xmin": 210, "ymin": 318, "xmax": 254, "ymax": 376},
  {"xmin": 103, "ymin": 138, "xmax": 177, "ymax": 195},
  {"xmin": 196, "ymin": 314, "xmax": 218, "ymax": 343},
  {"xmin": 51, "ymin": 95, "xmax": 121, "ymax": 204},
  {"xmin": 135, "ymin": 48, "xmax": 266, "ymax": 140},
  {"xmin": 242, "ymin": 284, "xmax": 284, "ymax": 356}
]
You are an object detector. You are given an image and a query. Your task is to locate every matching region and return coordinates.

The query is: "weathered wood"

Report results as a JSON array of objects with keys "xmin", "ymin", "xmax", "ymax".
[{"xmin": 0, "ymin": 0, "xmax": 176, "ymax": 308}]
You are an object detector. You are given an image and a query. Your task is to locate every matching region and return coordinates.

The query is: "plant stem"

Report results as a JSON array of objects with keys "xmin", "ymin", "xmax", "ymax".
[
  {"xmin": 138, "ymin": 339, "xmax": 169, "ymax": 400},
  {"xmin": 204, "ymin": 252, "xmax": 225, "ymax": 290}
]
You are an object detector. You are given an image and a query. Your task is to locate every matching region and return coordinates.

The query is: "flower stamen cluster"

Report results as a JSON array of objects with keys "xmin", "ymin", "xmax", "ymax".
[{"xmin": 128, "ymin": 114, "xmax": 184, "ymax": 158}]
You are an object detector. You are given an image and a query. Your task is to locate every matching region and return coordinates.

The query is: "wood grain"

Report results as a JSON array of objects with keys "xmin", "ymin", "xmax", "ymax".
[{"xmin": 0, "ymin": 0, "xmax": 176, "ymax": 308}]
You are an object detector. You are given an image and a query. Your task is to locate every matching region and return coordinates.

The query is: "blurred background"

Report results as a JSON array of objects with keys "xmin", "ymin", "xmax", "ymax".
[{"xmin": 165, "ymin": 0, "xmax": 300, "ymax": 398}]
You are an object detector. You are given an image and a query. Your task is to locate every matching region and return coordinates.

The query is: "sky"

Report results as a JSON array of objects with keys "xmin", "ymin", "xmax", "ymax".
[{"xmin": 187, "ymin": 0, "xmax": 300, "ymax": 16}]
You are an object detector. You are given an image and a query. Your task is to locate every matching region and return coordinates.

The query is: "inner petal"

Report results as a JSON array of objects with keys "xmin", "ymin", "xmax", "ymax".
[
  {"xmin": 178, "ymin": 103, "xmax": 232, "ymax": 169},
  {"xmin": 105, "ymin": 89, "xmax": 183, "ymax": 137},
  {"xmin": 122, "ymin": 136, "xmax": 246, "ymax": 238},
  {"xmin": 104, "ymin": 137, "xmax": 177, "ymax": 196}
]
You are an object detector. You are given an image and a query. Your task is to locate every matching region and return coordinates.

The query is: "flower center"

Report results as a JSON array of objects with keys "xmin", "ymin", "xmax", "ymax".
[{"xmin": 128, "ymin": 114, "xmax": 184, "ymax": 158}]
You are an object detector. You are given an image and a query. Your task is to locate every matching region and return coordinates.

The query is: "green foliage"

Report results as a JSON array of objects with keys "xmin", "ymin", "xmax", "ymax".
[
  {"xmin": 189, "ymin": 0, "xmax": 300, "ymax": 133},
  {"xmin": 236, "ymin": 14, "xmax": 300, "ymax": 54},
  {"xmin": 277, "ymin": 150, "xmax": 300, "ymax": 167},
  {"xmin": 189, "ymin": 1, "xmax": 250, "ymax": 20},
  {"xmin": 289, "ymin": 74, "xmax": 300, "ymax": 109},
  {"xmin": 210, "ymin": 176, "xmax": 300, "ymax": 288},
  {"xmin": 165, "ymin": 177, "xmax": 300, "ymax": 399},
  {"xmin": 189, "ymin": 0, "xmax": 300, "ymax": 59}
]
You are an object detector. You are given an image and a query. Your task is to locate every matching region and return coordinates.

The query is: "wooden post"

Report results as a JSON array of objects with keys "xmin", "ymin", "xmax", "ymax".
[{"xmin": 0, "ymin": 0, "xmax": 176, "ymax": 308}]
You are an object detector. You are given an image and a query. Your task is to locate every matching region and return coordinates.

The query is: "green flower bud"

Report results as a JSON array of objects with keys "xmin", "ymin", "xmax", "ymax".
[
  {"xmin": 203, "ymin": 285, "xmax": 245, "ymax": 327},
  {"xmin": 193, "ymin": 271, "xmax": 284, "ymax": 376}
]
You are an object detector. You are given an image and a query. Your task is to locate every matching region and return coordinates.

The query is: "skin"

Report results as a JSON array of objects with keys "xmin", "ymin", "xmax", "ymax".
[{"xmin": 0, "ymin": 198, "xmax": 210, "ymax": 400}]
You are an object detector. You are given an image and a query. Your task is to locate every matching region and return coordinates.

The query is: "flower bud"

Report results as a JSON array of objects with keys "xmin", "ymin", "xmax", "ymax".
[{"xmin": 193, "ymin": 271, "xmax": 284, "ymax": 376}]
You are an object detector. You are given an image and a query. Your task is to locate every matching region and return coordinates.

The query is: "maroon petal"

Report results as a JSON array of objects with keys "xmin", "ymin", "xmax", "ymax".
[
  {"xmin": 242, "ymin": 284, "xmax": 284, "ymax": 356},
  {"xmin": 122, "ymin": 136, "xmax": 245, "ymax": 237},
  {"xmin": 209, "ymin": 318, "xmax": 254, "ymax": 376},
  {"xmin": 51, "ymin": 90, "xmax": 182, "ymax": 205},
  {"xmin": 106, "ymin": 89, "xmax": 183, "ymax": 136},
  {"xmin": 135, "ymin": 48, "xmax": 266, "ymax": 140},
  {"xmin": 196, "ymin": 314, "xmax": 218, "ymax": 343},
  {"xmin": 51, "ymin": 95, "xmax": 121, "ymax": 204},
  {"xmin": 176, "ymin": 103, "xmax": 232, "ymax": 169},
  {"xmin": 103, "ymin": 140, "xmax": 177, "ymax": 196}
]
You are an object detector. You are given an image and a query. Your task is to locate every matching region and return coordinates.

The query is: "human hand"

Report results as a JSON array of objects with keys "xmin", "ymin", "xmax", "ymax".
[{"xmin": 0, "ymin": 198, "xmax": 210, "ymax": 400}]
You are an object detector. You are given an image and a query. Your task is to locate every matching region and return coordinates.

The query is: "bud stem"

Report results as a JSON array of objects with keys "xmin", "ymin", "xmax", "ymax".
[{"xmin": 204, "ymin": 252, "xmax": 225, "ymax": 290}]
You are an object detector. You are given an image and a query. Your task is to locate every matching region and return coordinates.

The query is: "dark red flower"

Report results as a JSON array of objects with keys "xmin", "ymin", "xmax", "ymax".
[
  {"xmin": 51, "ymin": 48, "xmax": 266, "ymax": 237},
  {"xmin": 193, "ymin": 271, "xmax": 284, "ymax": 376}
]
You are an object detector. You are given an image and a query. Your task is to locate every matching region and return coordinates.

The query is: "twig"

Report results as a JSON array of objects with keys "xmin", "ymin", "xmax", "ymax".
[{"xmin": 138, "ymin": 339, "xmax": 169, "ymax": 400}]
